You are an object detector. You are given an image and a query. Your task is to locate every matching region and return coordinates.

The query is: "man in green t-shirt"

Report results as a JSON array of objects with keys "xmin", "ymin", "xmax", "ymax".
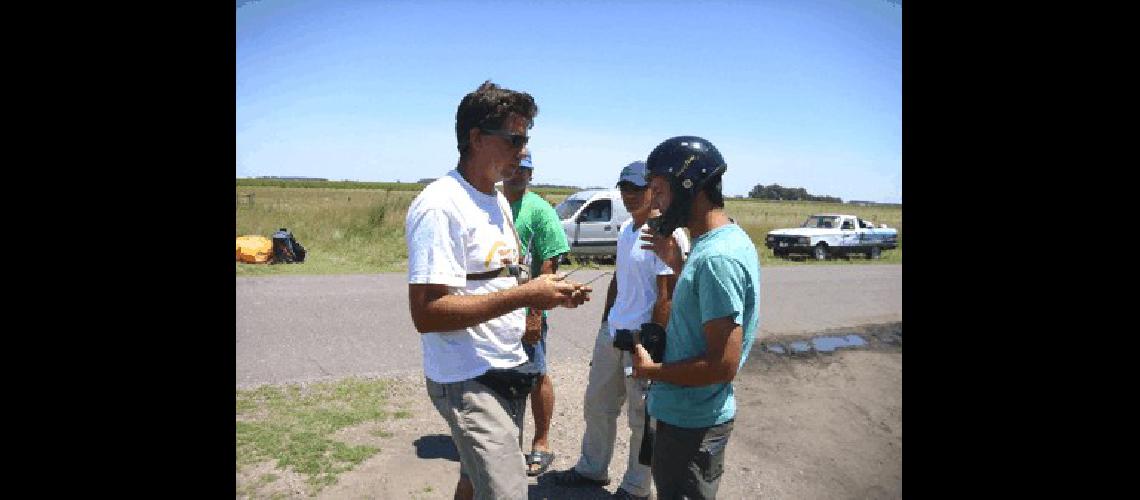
[{"xmin": 502, "ymin": 148, "xmax": 571, "ymax": 477}]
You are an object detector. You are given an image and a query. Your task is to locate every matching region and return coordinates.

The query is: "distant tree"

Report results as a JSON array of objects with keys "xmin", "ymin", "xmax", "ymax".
[{"xmin": 747, "ymin": 182, "xmax": 841, "ymax": 203}]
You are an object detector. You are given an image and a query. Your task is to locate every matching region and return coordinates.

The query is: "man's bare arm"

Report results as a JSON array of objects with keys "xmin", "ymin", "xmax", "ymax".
[
  {"xmin": 409, "ymin": 275, "xmax": 589, "ymax": 333},
  {"xmin": 542, "ymin": 255, "xmax": 560, "ymax": 276},
  {"xmin": 650, "ymin": 273, "xmax": 676, "ymax": 326},
  {"xmin": 601, "ymin": 274, "xmax": 618, "ymax": 325},
  {"xmin": 521, "ymin": 256, "xmax": 563, "ymax": 343},
  {"xmin": 631, "ymin": 316, "xmax": 742, "ymax": 386}
]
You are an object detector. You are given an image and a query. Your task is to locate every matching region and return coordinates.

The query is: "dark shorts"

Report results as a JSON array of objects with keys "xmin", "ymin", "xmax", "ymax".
[
  {"xmin": 522, "ymin": 316, "xmax": 549, "ymax": 374},
  {"xmin": 651, "ymin": 418, "xmax": 735, "ymax": 499}
]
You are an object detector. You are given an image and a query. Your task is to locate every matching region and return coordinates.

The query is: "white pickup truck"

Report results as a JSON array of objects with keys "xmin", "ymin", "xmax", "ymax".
[{"xmin": 765, "ymin": 214, "xmax": 898, "ymax": 260}]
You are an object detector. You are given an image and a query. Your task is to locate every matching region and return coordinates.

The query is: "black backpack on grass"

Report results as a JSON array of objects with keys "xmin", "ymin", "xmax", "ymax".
[{"xmin": 271, "ymin": 228, "xmax": 306, "ymax": 264}]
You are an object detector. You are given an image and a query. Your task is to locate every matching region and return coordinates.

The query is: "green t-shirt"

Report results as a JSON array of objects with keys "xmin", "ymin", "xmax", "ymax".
[{"xmin": 510, "ymin": 191, "xmax": 571, "ymax": 317}]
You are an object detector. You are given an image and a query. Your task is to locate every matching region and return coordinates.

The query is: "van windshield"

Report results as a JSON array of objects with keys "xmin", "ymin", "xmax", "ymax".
[{"xmin": 555, "ymin": 199, "xmax": 586, "ymax": 220}]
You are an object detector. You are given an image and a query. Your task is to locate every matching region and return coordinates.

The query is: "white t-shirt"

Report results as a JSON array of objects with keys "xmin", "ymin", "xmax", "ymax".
[
  {"xmin": 405, "ymin": 169, "xmax": 527, "ymax": 383},
  {"xmin": 606, "ymin": 219, "xmax": 691, "ymax": 338}
]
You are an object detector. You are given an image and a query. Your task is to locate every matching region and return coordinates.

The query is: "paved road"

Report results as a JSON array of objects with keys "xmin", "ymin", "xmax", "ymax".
[{"xmin": 237, "ymin": 265, "xmax": 901, "ymax": 388}]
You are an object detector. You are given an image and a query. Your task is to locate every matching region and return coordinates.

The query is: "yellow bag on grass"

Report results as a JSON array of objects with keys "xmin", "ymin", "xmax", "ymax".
[{"xmin": 236, "ymin": 235, "xmax": 273, "ymax": 264}]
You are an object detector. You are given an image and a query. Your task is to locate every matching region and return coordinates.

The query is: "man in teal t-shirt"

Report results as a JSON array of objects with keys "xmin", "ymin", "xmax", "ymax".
[
  {"xmin": 502, "ymin": 148, "xmax": 571, "ymax": 477},
  {"xmin": 632, "ymin": 136, "xmax": 761, "ymax": 499}
]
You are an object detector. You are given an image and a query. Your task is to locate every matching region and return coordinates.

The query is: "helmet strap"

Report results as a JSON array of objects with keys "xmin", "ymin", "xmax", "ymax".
[{"xmin": 649, "ymin": 187, "xmax": 693, "ymax": 236}]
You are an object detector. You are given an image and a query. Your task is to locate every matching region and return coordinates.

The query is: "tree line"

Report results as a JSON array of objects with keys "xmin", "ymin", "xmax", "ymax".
[{"xmin": 747, "ymin": 183, "xmax": 842, "ymax": 203}]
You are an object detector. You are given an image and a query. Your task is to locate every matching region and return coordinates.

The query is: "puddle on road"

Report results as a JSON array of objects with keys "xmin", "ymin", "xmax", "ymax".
[
  {"xmin": 758, "ymin": 324, "xmax": 898, "ymax": 358},
  {"xmin": 788, "ymin": 341, "xmax": 812, "ymax": 355},
  {"xmin": 811, "ymin": 335, "xmax": 868, "ymax": 352}
]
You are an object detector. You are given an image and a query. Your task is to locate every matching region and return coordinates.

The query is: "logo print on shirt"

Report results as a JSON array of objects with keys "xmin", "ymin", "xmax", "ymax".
[{"xmin": 485, "ymin": 241, "xmax": 516, "ymax": 269}]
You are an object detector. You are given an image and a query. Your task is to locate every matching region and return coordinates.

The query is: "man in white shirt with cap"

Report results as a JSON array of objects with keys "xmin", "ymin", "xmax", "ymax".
[{"xmin": 551, "ymin": 160, "xmax": 690, "ymax": 500}]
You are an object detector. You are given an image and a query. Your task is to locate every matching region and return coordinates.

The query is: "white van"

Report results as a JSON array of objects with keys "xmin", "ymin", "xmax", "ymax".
[{"xmin": 554, "ymin": 188, "xmax": 632, "ymax": 259}]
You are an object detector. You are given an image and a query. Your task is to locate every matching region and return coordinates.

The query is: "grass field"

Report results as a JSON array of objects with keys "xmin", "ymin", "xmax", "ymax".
[
  {"xmin": 236, "ymin": 183, "xmax": 901, "ymax": 275},
  {"xmin": 236, "ymin": 377, "xmax": 411, "ymax": 496}
]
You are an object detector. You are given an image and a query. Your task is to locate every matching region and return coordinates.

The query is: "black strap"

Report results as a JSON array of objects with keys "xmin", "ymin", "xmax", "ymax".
[
  {"xmin": 466, "ymin": 268, "xmax": 507, "ymax": 281},
  {"xmin": 638, "ymin": 389, "xmax": 654, "ymax": 466},
  {"xmin": 475, "ymin": 366, "xmax": 539, "ymax": 403}
]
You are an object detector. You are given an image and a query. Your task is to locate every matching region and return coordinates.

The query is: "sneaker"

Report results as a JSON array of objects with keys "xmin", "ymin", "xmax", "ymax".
[{"xmin": 613, "ymin": 487, "xmax": 651, "ymax": 500}]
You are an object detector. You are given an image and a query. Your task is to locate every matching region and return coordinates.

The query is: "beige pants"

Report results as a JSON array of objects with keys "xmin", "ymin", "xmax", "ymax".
[
  {"xmin": 571, "ymin": 322, "xmax": 654, "ymax": 497},
  {"xmin": 426, "ymin": 377, "xmax": 527, "ymax": 500}
]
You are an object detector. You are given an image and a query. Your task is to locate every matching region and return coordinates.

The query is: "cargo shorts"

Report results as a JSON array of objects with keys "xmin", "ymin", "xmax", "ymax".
[{"xmin": 426, "ymin": 376, "xmax": 528, "ymax": 499}]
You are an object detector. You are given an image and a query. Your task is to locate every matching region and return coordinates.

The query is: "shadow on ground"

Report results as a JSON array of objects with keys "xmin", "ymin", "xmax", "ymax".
[
  {"xmin": 414, "ymin": 434, "xmax": 460, "ymax": 461},
  {"xmin": 531, "ymin": 472, "xmax": 613, "ymax": 499}
]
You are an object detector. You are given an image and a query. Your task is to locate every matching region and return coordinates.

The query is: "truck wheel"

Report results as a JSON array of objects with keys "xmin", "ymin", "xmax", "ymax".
[
  {"xmin": 869, "ymin": 246, "xmax": 881, "ymax": 259},
  {"xmin": 813, "ymin": 244, "xmax": 829, "ymax": 261},
  {"xmin": 773, "ymin": 249, "xmax": 786, "ymax": 258}
]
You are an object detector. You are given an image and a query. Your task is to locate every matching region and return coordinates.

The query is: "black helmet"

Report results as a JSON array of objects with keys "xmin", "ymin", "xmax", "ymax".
[{"xmin": 644, "ymin": 136, "xmax": 727, "ymax": 235}]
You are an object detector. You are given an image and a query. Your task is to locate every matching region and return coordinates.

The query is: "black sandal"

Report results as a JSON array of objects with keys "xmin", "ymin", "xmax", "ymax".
[
  {"xmin": 549, "ymin": 467, "xmax": 610, "ymax": 486},
  {"xmin": 525, "ymin": 450, "xmax": 555, "ymax": 477}
]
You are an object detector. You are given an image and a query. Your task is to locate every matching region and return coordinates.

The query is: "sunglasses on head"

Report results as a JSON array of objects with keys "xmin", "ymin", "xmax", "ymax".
[{"xmin": 479, "ymin": 127, "xmax": 530, "ymax": 149}]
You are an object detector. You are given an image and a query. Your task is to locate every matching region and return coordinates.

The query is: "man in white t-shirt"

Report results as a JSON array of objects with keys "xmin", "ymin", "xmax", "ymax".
[
  {"xmin": 406, "ymin": 80, "xmax": 592, "ymax": 500},
  {"xmin": 551, "ymin": 160, "xmax": 690, "ymax": 499}
]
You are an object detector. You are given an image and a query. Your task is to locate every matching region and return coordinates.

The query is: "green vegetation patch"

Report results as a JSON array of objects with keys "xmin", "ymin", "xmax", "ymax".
[
  {"xmin": 236, "ymin": 378, "xmax": 397, "ymax": 494},
  {"xmin": 237, "ymin": 179, "xmax": 426, "ymax": 191},
  {"xmin": 236, "ymin": 187, "xmax": 414, "ymax": 275},
  {"xmin": 236, "ymin": 186, "xmax": 901, "ymax": 276}
]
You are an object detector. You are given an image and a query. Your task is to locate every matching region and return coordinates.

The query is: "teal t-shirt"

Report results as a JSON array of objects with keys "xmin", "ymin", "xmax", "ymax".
[
  {"xmin": 647, "ymin": 223, "xmax": 761, "ymax": 428},
  {"xmin": 510, "ymin": 191, "xmax": 571, "ymax": 317}
]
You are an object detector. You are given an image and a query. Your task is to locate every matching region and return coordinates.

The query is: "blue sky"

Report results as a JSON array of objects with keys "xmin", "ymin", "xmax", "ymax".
[{"xmin": 237, "ymin": 0, "xmax": 901, "ymax": 203}]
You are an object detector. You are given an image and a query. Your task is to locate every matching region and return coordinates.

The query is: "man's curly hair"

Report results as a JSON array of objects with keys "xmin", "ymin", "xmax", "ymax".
[{"xmin": 455, "ymin": 80, "xmax": 538, "ymax": 158}]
